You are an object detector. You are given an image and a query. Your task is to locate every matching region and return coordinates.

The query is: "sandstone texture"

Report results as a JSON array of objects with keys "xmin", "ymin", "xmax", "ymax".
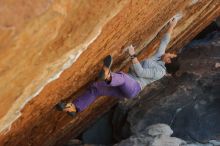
[{"xmin": 0, "ymin": 0, "xmax": 219, "ymax": 146}]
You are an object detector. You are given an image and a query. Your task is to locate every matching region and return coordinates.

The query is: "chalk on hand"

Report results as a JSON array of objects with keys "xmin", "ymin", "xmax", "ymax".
[
  {"xmin": 123, "ymin": 44, "xmax": 134, "ymax": 53},
  {"xmin": 173, "ymin": 13, "xmax": 183, "ymax": 22}
]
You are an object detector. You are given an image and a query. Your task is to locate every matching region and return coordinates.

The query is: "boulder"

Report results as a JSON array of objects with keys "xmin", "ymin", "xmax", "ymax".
[{"xmin": 0, "ymin": 0, "xmax": 219, "ymax": 146}]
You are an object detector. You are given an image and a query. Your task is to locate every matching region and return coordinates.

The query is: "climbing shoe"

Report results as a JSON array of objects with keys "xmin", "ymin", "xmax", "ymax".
[
  {"xmin": 56, "ymin": 102, "xmax": 77, "ymax": 117},
  {"xmin": 98, "ymin": 55, "xmax": 113, "ymax": 80}
]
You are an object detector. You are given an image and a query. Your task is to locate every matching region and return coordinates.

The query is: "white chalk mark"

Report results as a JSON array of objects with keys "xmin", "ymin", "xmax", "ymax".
[
  {"xmin": 173, "ymin": 13, "xmax": 183, "ymax": 22},
  {"xmin": 190, "ymin": 0, "xmax": 199, "ymax": 6},
  {"xmin": 123, "ymin": 45, "xmax": 134, "ymax": 53}
]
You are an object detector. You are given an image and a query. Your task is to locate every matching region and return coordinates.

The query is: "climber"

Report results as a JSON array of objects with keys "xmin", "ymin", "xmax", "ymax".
[{"xmin": 56, "ymin": 18, "xmax": 179, "ymax": 117}]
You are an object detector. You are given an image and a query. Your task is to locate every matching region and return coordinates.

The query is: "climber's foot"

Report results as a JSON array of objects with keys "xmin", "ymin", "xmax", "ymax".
[
  {"xmin": 98, "ymin": 55, "xmax": 113, "ymax": 81},
  {"xmin": 56, "ymin": 102, "xmax": 77, "ymax": 117}
]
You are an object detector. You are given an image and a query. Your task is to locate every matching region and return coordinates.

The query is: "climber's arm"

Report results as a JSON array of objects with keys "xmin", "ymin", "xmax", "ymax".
[
  {"xmin": 153, "ymin": 18, "xmax": 177, "ymax": 58},
  {"xmin": 127, "ymin": 46, "xmax": 156, "ymax": 78}
]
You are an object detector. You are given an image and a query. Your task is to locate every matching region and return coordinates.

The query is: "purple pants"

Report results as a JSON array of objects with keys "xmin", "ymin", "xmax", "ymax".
[{"xmin": 73, "ymin": 72, "xmax": 141, "ymax": 112}]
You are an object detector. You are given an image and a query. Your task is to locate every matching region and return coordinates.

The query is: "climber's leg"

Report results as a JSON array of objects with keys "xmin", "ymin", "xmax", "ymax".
[
  {"xmin": 73, "ymin": 72, "xmax": 141, "ymax": 112},
  {"xmin": 56, "ymin": 56, "xmax": 141, "ymax": 115},
  {"xmin": 110, "ymin": 72, "xmax": 141, "ymax": 98},
  {"xmin": 73, "ymin": 81, "xmax": 125, "ymax": 112}
]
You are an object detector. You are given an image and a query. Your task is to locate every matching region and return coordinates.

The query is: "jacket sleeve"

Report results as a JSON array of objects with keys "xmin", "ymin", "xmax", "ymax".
[
  {"xmin": 132, "ymin": 62, "xmax": 166, "ymax": 79},
  {"xmin": 153, "ymin": 33, "xmax": 171, "ymax": 58}
]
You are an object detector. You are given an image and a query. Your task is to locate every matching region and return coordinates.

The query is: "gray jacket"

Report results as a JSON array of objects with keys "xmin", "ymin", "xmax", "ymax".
[{"xmin": 128, "ymin": 33, "xmax": 170, "ymax": 89}]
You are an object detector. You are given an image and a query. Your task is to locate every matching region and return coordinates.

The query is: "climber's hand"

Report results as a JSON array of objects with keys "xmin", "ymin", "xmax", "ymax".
[
  {"xmin": 167, "ymin": 18, "xmax": 178, "ymax": 34},
  {"xmin": 169, "ymin": 17, "xmax": 178, "ymax": 28}
]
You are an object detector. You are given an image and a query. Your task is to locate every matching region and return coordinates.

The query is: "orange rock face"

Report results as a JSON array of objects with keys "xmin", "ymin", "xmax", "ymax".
[{"xmin": 0, "ymin": 0, "xmax": 219, "ymax": 146}]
